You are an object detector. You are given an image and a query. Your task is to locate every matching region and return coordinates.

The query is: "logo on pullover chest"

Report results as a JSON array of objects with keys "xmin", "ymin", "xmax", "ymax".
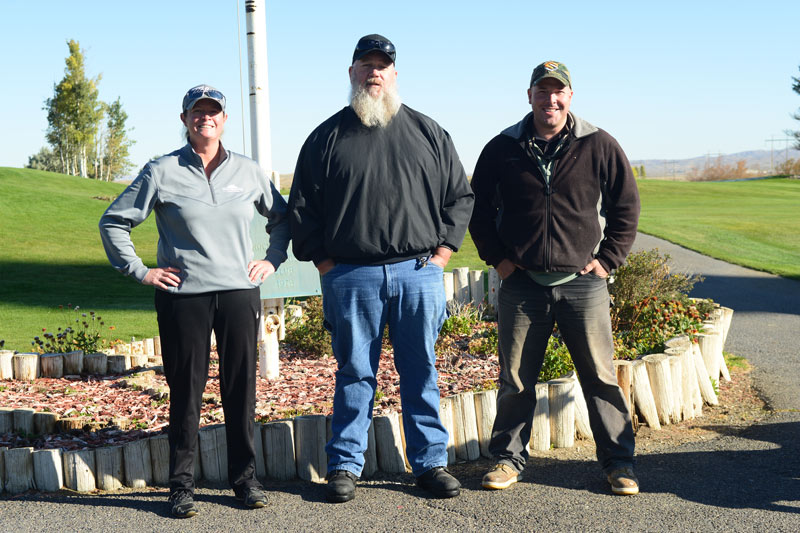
[{"xmin": 222, "ymin": 184, "xmax": 244, "ymax": 193}]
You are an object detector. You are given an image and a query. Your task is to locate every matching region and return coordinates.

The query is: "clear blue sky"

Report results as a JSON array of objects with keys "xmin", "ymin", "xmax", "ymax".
[{"xmin": 2, "ymin": 0, "xmax": 799, "ymax": 176}]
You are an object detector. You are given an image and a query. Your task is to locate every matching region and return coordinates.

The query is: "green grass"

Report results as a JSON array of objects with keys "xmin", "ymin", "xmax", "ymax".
[
  {"xmin": 724, "ymin": 351, "xmax": 750, "ymax": 371},
  {"xmin": 1, "ymin": 167, "xmax": 161, "ymax": 351},
  {"xmin": 2, "ymin": 168, "xmax": 798, "ymax": 351},
  {"xmin": 637, "ymin": 178, "xmax": 800, "ymax": 280}
]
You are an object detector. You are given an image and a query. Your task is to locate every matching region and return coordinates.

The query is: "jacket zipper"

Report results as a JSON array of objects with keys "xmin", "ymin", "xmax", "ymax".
[
  {"xmin": 544, "ymin": 158, "xmax": 560, "ymax": 272},
  {"xmin": 544, "ymin": 181, "xmax": 551, "ymax": 271},
  {"xmin": 200, "ymin": 163, "xmax": 217, "ymax": 205},
  {"xmin": 207, "ymin": 177, "xmax": 216, "ymax": 204}
]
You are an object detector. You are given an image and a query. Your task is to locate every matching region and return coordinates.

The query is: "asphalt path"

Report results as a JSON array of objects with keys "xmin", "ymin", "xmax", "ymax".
[
  {"xmin": 2, "ymin": 233, "xmax": 799, "ymax": 532},
  {"xmin": 631, "ymin": 233, "xmax": 800, "ymax": 412}
]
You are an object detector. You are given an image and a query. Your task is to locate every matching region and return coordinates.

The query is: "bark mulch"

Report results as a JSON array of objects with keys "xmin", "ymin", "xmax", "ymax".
[
  {"xmin": 1, "ymin": 346, "xmax": 764, "ymax": 453},
  {"xmin": 0, "ymin": 344, "xmax": 499, "ymax": 451}
]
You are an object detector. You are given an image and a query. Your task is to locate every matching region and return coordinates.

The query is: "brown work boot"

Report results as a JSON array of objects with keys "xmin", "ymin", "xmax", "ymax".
[
  {"xmin": 481, "ymin": 463, "xmax": 520, "ymax": 490},
  {"xmin": 607, "ymin": 466, "xmax": 639, "ymax": 495}
]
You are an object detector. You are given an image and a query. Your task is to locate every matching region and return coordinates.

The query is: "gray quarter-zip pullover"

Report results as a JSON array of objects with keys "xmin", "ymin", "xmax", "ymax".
[{"xmin": 99, "ymin": 143, "xmax": 289, "ymax": 294}]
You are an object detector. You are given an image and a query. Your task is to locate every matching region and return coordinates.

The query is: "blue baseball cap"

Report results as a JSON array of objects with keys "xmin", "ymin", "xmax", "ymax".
[{"xmin": 182, "ymin": 85, "xmax": 226, "ymax": 113}]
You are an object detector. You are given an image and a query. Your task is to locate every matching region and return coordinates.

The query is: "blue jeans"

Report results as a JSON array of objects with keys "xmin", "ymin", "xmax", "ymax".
[
  {"xmin": 321, "ymin": 258, "xmax": 449, "ymax": 477},
  {"xmin": 490, "ymin": 270, "xmax": 635, "ymax": 473}
]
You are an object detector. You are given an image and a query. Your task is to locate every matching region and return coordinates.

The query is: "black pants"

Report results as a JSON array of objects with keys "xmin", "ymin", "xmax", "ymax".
[{"xmin": 155, "ymin": 287, "xmax": 261, "ymax": 493}]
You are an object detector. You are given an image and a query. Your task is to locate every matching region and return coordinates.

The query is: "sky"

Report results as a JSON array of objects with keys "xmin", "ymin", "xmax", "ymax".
[{"xmin": 2, "ymin": 0, "xmax": 799, "ymax": 177}]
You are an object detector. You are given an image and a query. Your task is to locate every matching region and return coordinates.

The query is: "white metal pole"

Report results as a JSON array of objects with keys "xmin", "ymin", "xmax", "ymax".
[
  {"xmin": 245, "ymin": 0, "xmax": 281, "ymax": 380},
  {"xmin": 245, "ymin": 0, "xmax": 275, "ymax": 185}
]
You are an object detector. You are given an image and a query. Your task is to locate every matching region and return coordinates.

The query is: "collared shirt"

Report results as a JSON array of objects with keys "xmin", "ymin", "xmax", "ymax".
[{"xmin": 527, "ymin": 116, "xmax": 573, "ymax": 182}]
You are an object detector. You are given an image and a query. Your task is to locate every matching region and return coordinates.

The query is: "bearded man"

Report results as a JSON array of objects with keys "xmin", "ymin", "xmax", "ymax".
[{"xmin": 288, "ymin": 34, "xmax": 474, "ymax": 503}]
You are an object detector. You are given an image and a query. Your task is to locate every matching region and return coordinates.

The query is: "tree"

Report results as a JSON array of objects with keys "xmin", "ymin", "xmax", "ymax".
[
  {"xmin": 44, "ymin": 40, "xmax": 103, "ymax": 178},
  {"xmin": 792, "ymin": 65, "xmax": 800, "ymax": 150},
  {"xmin": 25, "ymin": 147, "xmax": 61, "ymax": 172},
  {"xmin": 685, "ymin": 156, "xmax": 748, "ymax": 181},
  {"xmin": 101, "ymin": 98, "xmax": 135, "ymax": 181},
  {"xmin": 777, "ymin": 158, "xmax": 800, "ymax": 176}
]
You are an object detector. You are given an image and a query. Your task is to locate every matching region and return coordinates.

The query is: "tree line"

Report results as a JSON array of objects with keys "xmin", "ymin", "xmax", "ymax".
[
  {"xmin": 785, "ymin": 64, "xmax": 800, "ymax": 176},
  {"xmin": 792, "ymin": 65, "xmax": 800, "ymax": 151},
  {"xmin": 27, "ymin": 40, "xmax": 135, "ymax": 181}
]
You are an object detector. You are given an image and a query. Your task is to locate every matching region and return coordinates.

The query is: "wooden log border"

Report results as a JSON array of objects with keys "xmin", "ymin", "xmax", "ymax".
[
  {"xmin": 0, "ymin": 305, "xmax": 732, "ymax": 494},
  {"xmin": 0, "ymin": 338, "xmax": 164, "ymax": 383}
]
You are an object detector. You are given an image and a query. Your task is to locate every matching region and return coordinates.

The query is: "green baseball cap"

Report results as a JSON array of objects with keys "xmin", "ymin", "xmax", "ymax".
[{"xmin": 530, "ymin": 61, "xmax": 571, "ymax": 88}]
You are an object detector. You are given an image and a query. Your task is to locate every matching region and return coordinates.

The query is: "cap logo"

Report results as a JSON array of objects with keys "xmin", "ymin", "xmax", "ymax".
[{"xmin": 544, "ymin": 61, "xmax": 559, "ymax": 71}]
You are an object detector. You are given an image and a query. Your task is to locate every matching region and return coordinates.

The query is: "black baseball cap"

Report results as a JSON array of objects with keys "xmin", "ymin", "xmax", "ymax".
[{"xmin": 352, "ymin": 34, "xmax": 396, "ymax": 64}]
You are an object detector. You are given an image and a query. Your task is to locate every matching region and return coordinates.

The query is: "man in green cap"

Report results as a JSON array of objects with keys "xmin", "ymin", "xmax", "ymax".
[{"xmin": 469, "ymin": 61, "xmax": 641, "ymax": 495}]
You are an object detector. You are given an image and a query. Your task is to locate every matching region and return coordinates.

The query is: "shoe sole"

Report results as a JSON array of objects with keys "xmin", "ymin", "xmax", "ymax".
[
  {"xmin": 243, "ymin": 500, "xmax": 266, "ymax": 508},
  {"xmin": 416, "ymin": 483, "xmax": 460, "ymax": 498},
  {"xmin": 172, "ymin": 509, "xmax": 197, "ymax": 518},
  {"xmin": 234, "ymin": 494, "xmax": 267, "ymax": 508},
  {"xmin": 428, "ymin": 489, "xmax": 460, "ymax": 498},
  {"xmin": 611, "ymin": 485, "xmax": 639, "ymax": 495},
  {"xmin": 482, "ymin": 475, "xmax": 519, "ymax": 490},
  {"xmin": 325, "ymin": 493, "xmax": 355, "ymax": 503}
]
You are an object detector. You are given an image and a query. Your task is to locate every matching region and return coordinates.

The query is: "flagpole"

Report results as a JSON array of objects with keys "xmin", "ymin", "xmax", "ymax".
[
  {"xmin": 245, "ymin": 0, "xmax": 281, "ymax": 380},
  {"xmin": 245, "ymin": 0, "xmax": 277, "ymax": 187}
]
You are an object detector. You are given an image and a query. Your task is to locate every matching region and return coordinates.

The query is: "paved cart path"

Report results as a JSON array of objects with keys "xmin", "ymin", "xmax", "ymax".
[
  {"xmin": 2, "ymin": 233, "xmax": 799, "ymax": 532},
  {"xmin": 632, "ymin": 233, "xmax": 800, "ymax": 411}
]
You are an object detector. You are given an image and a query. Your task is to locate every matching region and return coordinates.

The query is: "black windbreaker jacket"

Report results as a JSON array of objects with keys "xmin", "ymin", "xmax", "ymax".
[{"xmin": 289, "ymin": 105, "xmax": 474, "ymax": 265}]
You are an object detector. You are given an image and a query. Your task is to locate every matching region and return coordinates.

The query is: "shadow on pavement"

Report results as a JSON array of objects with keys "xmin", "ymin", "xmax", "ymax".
[
  {"xmin": 517, "ymin": 420, "xmax": 800, "ymax": 514},
  {"xmin": 690, "ymin": 275, "xmax": 800, "ymax": 315},
  {"xmin": 14, "ymin": 489, "xmax": 170, "ymax": 517}
]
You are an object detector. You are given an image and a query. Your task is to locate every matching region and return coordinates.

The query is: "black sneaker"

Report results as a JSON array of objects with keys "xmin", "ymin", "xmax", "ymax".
[
  {"xmin": 169, "ymin": 489, "xmax": 198, "ymax": 518},
  {"xmin": 416, "ymin": 467, "xmax": 460, "ymax": 498},
  {"xmin": 325, "ymin": 470, "xmax": 357, "ymax": 503},
  {"xmin": 235, "ymin": 486, "xmax": 268, "ymax": 508}
]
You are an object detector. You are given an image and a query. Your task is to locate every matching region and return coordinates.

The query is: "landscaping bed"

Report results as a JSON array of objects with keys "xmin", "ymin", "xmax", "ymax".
[
  {"xmin": 0, "ymin": 346, "xmax": 766, "ymax": 456},
  {"xmin": 0, "ymin": 342, "xmax": 499, "ymax": 452},
  {"xmin": 1, "ymin": 249, "xmax": 739, "ymax": 454}
]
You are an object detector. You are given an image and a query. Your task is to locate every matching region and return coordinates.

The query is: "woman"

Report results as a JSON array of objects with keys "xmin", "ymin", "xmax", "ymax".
[{"xmin": 99, "ymin": 85, "xmax": 289, "ymax": 518}]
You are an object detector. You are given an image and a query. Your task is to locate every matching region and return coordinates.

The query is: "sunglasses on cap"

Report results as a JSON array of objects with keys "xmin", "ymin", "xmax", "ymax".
[
  {"xmin": 353, "ymin": 38, "xmax": 396, "ymax": 63},
  {"xmin": 182, "ymin": 85, "xmax": 226, "ymax": 112},
  {"xmin": 186, "ymin": 87, "xmax": 224, "ymax": 100}
]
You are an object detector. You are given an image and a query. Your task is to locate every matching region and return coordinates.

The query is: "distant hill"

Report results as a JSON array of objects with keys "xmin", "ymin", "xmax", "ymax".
[
  {"xmin": 121, "ymin": 152, "xmax": 799, "ymax": 185},
  {"xmin": 630, "ymin": 148, "xmax": 800, "ymax": 178}
]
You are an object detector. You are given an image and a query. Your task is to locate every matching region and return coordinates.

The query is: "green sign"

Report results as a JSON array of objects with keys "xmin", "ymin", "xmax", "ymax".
[{"xmin": 250, "ymin": 209, "xmax": 321, "ymax": 299}]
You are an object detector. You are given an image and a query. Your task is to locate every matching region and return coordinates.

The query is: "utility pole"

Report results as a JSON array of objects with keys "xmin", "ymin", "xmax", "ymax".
[{"xmin": 765, "ymin": 137, "xmax": 792, "ymax": 174}]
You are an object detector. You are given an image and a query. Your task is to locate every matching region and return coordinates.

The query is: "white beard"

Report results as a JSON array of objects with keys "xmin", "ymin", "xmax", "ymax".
[{"xmin": 349, "ymin": 80, "xmax": 402, "ymax": 128}]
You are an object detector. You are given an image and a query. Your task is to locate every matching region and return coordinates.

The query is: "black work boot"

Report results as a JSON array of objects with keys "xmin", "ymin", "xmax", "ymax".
[
  {"xmin": 234, "ymin": 486, "xmax": 268, "ymax": 508},
  {"xmin": 325, "ymin": 470, "xmax": 357, "ymax": 503},
  {"xmin": 416, "ymin": 466, "xmax": 461, "ymax": 498},
  {"xmin": 169, "ymin": 489, "xmax": 198, "ymax": 518}
]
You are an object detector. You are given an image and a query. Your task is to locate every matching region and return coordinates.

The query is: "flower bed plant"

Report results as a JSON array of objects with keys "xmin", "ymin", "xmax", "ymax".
[
  {"xmin": 610, "ymin": 249, "xmax": 713, "ymax": 359},
  {"xmin": 30, "ymin": 304, "xmax": 120, "ymax": 354}
]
